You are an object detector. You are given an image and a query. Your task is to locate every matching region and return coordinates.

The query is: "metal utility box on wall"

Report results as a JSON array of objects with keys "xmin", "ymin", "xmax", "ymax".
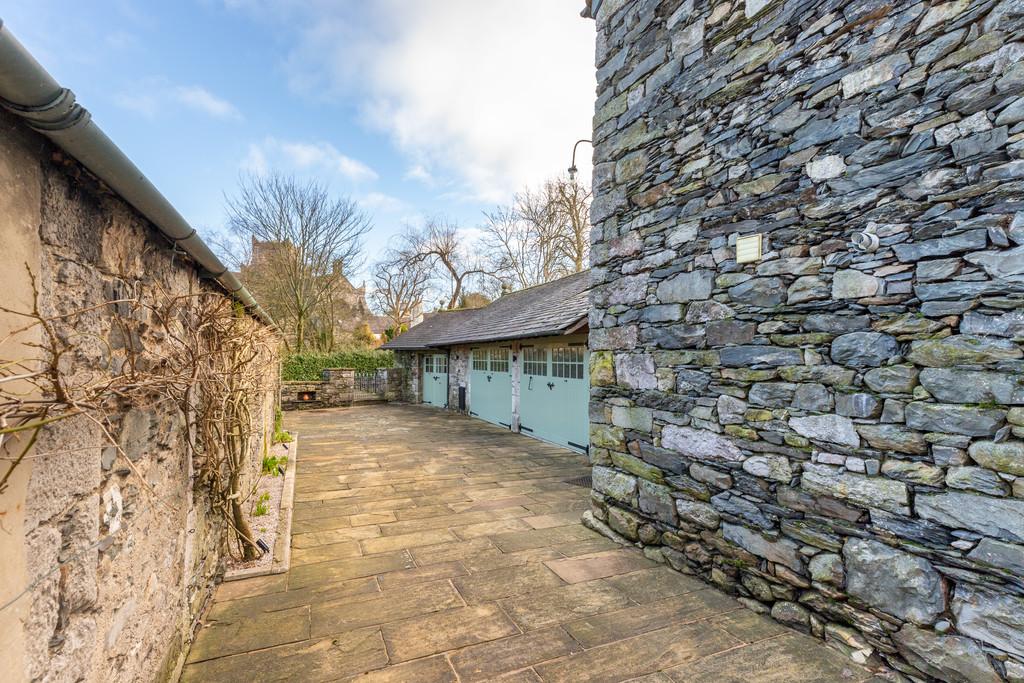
[{"xmin": 735, "ymin": 233, "xmax": 762, "ymax": 264}]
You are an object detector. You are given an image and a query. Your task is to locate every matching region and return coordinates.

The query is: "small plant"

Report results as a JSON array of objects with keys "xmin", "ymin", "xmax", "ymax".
[
  {"xmin": 261, "ymin": 453, "xmax": 289, "ymax": 475},
  {"xmin": 253, "ymin": 492, "xmax": 271, "ymax": 516}
]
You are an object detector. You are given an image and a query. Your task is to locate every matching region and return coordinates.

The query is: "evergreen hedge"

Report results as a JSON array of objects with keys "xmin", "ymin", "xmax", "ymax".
[{"xmin": 282, "ymin": 350, "xmax": 394, "ymax": 381}]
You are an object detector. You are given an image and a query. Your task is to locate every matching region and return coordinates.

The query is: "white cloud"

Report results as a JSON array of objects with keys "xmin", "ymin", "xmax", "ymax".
[
  {"xmin": 241, "ymin": 143, "xmax": 269, "ymax": 175},
  {"xmin": 360, "ymin": 192, "xmax": 408, "ymax": 213},
  {"xmin": 228, "ymin": 1, "xmax": 595, "ymax": 203},
  {"xmin": 114, "ymin": 80, "xmax": 242, "ymax": 121},
  {"xmin": 240, "ymin": 137, "xmax": 378, "ymax": 183},
  {"xmin": 174, "ymin": 85, "xmax": 241, "ymax": 119},
  {"xmin": 113, "ymin": 91, "xmax": 160, "ymax": 117},
  {"xmin": 405, "ymin": 164, "xmax": 434, "ymax": 185}
]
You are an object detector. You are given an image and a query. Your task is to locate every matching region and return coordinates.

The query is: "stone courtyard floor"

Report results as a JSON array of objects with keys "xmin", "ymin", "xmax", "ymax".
[{"xmin": 180, "ymin": 404, "xmax": 876, "ymax": 682}]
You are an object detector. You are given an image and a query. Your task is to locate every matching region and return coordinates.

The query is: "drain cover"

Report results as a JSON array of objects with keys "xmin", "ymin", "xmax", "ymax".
[{"xmin": 564, "ymin": 474, "xmax": 592, "ymax": 488}]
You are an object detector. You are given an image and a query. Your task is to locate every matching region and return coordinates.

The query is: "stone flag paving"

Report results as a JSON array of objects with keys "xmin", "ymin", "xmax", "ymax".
[{"xmin": 181, "ymin": 404, "xmax": 877, "ymax": 682}]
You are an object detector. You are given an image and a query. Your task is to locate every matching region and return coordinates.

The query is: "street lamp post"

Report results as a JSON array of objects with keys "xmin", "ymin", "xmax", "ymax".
[{"xmin": 567, "ymin": 139, "xmax": 592, "ymax": 182}]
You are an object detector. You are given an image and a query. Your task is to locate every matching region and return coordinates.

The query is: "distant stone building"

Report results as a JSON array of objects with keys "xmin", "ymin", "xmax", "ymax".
[
  {"xmin": 585, "ymin": 0, "xmax": 1024, "ymax": 680},
  {"xmin": 240, "ymin": 238, "xmax": 378, "ymax": 349},
  {"xmin": 367, "ymin": 314, "xmax": 391, "ymax": 344}
]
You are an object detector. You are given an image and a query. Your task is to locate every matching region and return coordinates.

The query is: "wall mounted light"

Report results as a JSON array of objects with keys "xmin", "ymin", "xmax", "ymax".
[{"xmin": 568, "ymin": 139, "xmax": 592, "ymax": 181}]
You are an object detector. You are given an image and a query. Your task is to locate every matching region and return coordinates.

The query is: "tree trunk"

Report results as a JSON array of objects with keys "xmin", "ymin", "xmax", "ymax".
[
  {"xmin": 230, "ymin": 471, "xmax": 259, "ymax": 560},
  {"xmin": 448, "ymin": 276, "xmax": 463, "ymax": 310},
  {"xmin": 295, "ymin": 313, "xmax": 305, "ymax": 353}
]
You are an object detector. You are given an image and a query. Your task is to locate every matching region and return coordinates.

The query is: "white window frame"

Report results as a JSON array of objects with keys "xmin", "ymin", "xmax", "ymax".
[
  {"xmin": 489, "ymin": 347, "xmax": 510, "ymax": 373},
  {"xmin": 551, "ymin": 346, "xmax": 584, "ymax": 380},
  {"xmin": 522, "ymin": 346, "xmax": 548, "ymax": 376}
]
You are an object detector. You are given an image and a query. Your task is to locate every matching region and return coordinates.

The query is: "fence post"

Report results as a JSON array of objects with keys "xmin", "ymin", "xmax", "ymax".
[{"xmin": 344, "ymin": 369, "xmax": 354, "ymax": 406}]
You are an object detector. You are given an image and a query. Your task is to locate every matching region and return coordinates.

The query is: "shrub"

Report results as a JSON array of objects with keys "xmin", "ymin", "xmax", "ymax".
[
  {"xmin": 281, "ymin": 349, "xmax": 394, "ymax": 381},
  {"xmin": 384, "ymin": 324, "xmax": 407, "ymax": 341},
  {"xmin": 352, "ymin": 322, "xmax": 376, "ymax": 347}
]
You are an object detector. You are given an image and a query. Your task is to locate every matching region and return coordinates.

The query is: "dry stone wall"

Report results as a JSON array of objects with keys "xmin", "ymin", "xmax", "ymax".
[{"xmin": 586, "ymin": 0, "xmax": 1024, "ymax": 680}]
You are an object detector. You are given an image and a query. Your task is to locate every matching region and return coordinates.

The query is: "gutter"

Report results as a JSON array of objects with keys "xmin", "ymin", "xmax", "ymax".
[{"xmin": 0, "ymin": 19, "xmax": 276, "ymax": 329}]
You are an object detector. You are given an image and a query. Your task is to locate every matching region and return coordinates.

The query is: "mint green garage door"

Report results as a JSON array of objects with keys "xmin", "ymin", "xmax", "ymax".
[
  {"xmin": 421, "ymin": 353, "xmax": 448, "ymax": 408},
  {"xmin": 519, "ymin": 344, "xmax": 589, "ymax": 453},
  {"xmin": 469, "ymin": 347, "xmax": 513, "ymax": 428}
]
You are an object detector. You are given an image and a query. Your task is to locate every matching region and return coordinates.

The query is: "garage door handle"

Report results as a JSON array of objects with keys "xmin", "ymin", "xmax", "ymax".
[
  {"xmin": 547, "ymin": 382, "xmax": 555, "ymax": 390},
  {"xmin": 487, "ymin": 375, "xmax": 492, "ymax": 382}
]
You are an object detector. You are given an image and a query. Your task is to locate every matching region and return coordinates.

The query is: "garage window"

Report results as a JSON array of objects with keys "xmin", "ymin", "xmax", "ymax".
[
  {"xmin": 551, "ymin": 347, "xmax": 584, "ymax": 379},
  {"xmin": 435, "ymin": 354, "xmax": 448, "ymax": 373},
  {"xmin": 490, "ymin": 348, "xmax": 510, "ymax": 373},
  {"xmin": 423, "ymin": 356, "xmax": 434, "ymax": 373},
  {"xmin": 523, "ymin": 347, "xmax": 547, "ymax": 376},
  {"xmin": 472, "ymin": 350, "xmax": 487, "ymax": 371}
]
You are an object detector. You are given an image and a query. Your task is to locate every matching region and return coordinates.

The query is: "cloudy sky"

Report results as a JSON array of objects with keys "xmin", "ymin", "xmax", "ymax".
[{"xmin": 5, "ymin": 1, "xmax": 595, "ymax": 283}]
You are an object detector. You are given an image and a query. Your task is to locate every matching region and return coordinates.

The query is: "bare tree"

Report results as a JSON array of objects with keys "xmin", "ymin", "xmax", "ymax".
[
  {"xmin": 549, "ymin": 178, "xmax": 592, "ymax": 272},
  {"xmin": 225, "ymin": 173, "xmax": 371, "ymax": 352},
  {"xmin": 370, "ymin": 254, "xmax": 430, "ymax": 327},
  {"xmin": 482, "ymin": 202, "xmax": 562, "ymax": 290},
  {"xmin": 400, "ymin": 217, "xmax": 495, "ymax": 309},
  {"xmin": 482, "ymin": 178, "xmax": 592, "ymax": 289},
  {"xmin": 309, "ymin": 294, "xmax": 365, "ymax": 351}
]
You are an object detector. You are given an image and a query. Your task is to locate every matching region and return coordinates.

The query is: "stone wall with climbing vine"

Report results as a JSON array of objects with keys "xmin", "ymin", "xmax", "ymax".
[{"xmin": 0, "ymin": 109, "xmax": 279, "ymax": 683}]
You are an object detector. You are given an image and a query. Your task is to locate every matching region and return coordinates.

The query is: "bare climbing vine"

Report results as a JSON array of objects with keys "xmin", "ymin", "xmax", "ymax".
[{"xmin": 0, "ymin": 266, "xmax": 278, "ymax": 560}]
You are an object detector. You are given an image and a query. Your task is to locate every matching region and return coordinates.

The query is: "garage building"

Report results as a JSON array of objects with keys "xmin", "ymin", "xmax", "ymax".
[{"xmin": 382, "ymin": 271, "xmax": 591, "ymax": 453}]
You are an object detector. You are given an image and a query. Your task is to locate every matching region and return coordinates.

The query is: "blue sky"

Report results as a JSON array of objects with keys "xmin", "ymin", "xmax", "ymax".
[{"xmin": 5, "ymin": 1, "xmax": 595, "ymax": 284}]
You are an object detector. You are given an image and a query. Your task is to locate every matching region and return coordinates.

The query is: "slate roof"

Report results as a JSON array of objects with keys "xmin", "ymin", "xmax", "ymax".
[
  {"xmin": 379, "ymin": 309, "xmax": 479, "ymax": 350},
  {"xmin": 381, "ymin": 270, "xmax": 591, "ymax": 350}
]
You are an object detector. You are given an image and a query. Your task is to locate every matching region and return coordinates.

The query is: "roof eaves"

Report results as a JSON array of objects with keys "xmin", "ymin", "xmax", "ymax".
[{"xmin": 440, "ymin": 319, "xmax": 590, "ymax": 347}]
